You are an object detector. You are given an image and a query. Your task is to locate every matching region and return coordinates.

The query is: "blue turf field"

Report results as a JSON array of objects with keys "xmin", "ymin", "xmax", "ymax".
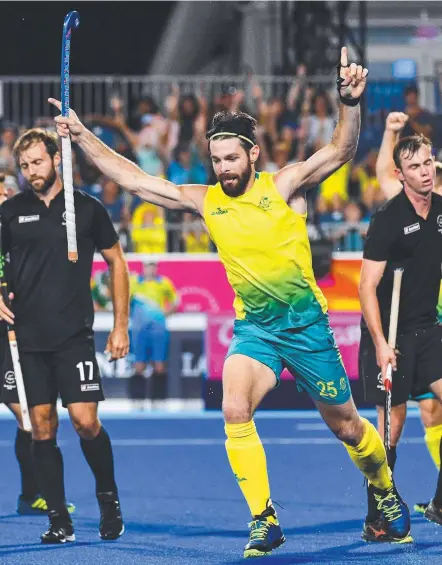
[{"xmin": 0, "ymin": 411, "xmax": 441, "ymax": 564}]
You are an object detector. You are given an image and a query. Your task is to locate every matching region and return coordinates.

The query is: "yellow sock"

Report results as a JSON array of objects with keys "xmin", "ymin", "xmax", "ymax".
[
  {"xmin": 344, "ymin": 418, "xmax": 392, "ymax": 490},
  {"xmin": 225, "ymin": 420, "xmax": 275, "ymax": 521},
  {"xmin": 425, "ymin": 424, "xmax": 442, "ymax": 470}
]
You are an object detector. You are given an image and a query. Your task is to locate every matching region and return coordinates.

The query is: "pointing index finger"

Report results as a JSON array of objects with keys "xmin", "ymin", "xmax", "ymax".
[
  {"xmin": 340, "ymin": 46, "xmax": 348, "ymax": 68},
  {"xmin": 48, "ymin": 98, "xmax": 62, "ymax": 111}
]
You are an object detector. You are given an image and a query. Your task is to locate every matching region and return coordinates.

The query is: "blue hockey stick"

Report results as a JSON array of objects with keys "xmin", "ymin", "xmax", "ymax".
[{"xmin": 61, "ymin": 11, "xmax": 80, "ymax": 262}]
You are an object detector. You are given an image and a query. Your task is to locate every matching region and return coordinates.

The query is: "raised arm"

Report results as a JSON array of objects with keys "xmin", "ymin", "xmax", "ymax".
[
  {"xmin": 376, "ymin": 112, "xmax": 407, "ymax": 200},
  {"xmin": 49, "ymin": 98, "xmax": 207, "ymax": 215},
  {"xmin": 275, "ymin": 47, "xmax": 368, "ymax": 201}
]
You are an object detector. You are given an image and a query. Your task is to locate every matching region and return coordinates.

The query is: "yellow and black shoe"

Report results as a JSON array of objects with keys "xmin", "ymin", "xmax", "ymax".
[
  {"xmin": 17, "ymin": 495, "xmax": 76, "ymax": 516},
  {"xmin": 414, "ymin": 501, "xmax": 429, "ymax": 515},
  {"xmin": 244, "ymin": 501, "xmax": 286, "ymax": 558}
]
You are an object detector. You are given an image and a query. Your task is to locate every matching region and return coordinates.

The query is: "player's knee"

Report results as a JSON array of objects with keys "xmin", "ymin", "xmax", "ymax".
[
  {"xmin": 420, "ymin": 399, "xmax": 442, "ymax": 428},
  {"xmin": 222, "ymin": 399, "xmax": 252, "ymax": 424},
  {"xmin": 31, "ymin": 406, "xmax": 57, "ymax": 440},
  {"xmin": 333, "ymin": 417, "xmax": 364, "ymax": 445},
  {"xmin": 71, "ymin": 415, "xmax": 100, "ymax": 439}
]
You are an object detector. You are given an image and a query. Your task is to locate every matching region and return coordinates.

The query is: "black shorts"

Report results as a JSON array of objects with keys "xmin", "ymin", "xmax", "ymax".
[
  {"xmin": 0, "ymin": 333, "xmax": 15, "ymax": 404},
  {"xmin": 359, "ymin": 325, "xmax": 442, "ymax": 407},
  {"xmin": 1, "ymin": 331, "xmax": 104, "ymax": 408}
]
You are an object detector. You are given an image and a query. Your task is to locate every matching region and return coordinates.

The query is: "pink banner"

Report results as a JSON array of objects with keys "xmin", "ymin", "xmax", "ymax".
[
  {"xmin": 206, "ymin": 312, "xmax": 361, "ymax": 381},
  {"xmin": 93, "ymin": 257, "xmax": 234, "ymax": 314},
  {"xmin": 92, "ymin": 254, "xmax": 363, "ymax": 315}
]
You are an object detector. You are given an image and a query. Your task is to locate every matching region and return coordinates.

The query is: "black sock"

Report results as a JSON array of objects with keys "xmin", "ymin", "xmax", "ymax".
[
  {"xmin": 387, "ymin": 446, "xmax": 397, "ymax": 473},
  {"xmin": 15, "ymin": 428, "xmax": 39, "ymax": 500},
  {"xmin": 433, "ymin": 438, "xmax": 442, "ymax": 507},
  {"xmin": 366, "ymin": 446, "xmax": 397, "ymax": 521},
  {"xmin": 128, "ymin": 373, "xmax": 147, "ymax": 400},
  {"xmin": 80, "ymin": 426, "xmax": 117, "ymax": 494},
  {"xmin": 32, "ymin": 439, "xmax": 68, "ymax": 517},
  {"xmin": 151, "ymin": 371, "xmax": 167, "ymax": 400}
]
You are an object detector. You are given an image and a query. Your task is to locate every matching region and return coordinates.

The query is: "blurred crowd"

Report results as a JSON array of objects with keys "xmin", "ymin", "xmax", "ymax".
[{"xmin": 0, "ymin": 68, "xmax": 439, "ymax": 253}]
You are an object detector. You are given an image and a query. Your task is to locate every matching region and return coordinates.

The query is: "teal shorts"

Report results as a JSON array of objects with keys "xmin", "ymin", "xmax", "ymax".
[
  {"xmin": 226, "ymin": 314, "xmax": 351, "ymax": 405},
  {"xmin": 412, "ymin": 392, "xmax": 436, "ymax": 402}
]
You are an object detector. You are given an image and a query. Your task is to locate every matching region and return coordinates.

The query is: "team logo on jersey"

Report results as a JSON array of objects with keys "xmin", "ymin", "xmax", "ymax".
[
  {"xmin": 211, "ymin": 207, "xmax": 228, "ymax": 216},
  {"xmin": 437, "ymin": 215, "xmax": 442, "ymax": 233},
  {"xmin": 340, "ymin": 377, "xmax": 347, "ymax": 392},
  {"xmin": 62, "ymin": 211, "xmax": 66, "ymax": 226},
  {"xmin": 377, "ymin": 371, "xmax": 385, "ymax": 391},
  {"xmin": 258, "ymin": 196, "xmax": 271, "ymax": 211},
  {"xmin": 19, "ymin": 215, "xmax": 39, "ymax": 224},
  {"xmin": 3, "ymin": 370, "xmax": 16, "ymax": 390},
  {"xmin": 404, "ymin": 222, "xmax": 420, "ymax": 235}
]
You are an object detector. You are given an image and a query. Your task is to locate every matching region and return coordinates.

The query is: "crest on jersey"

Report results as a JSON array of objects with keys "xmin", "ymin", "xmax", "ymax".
[{"xmin": 258, "ymin": 196, "xmax": 271, "ymax": 211}]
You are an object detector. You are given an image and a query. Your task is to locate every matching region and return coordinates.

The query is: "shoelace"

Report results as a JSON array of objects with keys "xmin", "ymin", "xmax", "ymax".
[
  {"xmin": 374, "ymin": 490, "xmax": 402, "ymax": 522},
  {"xmin": 247, "ymin": 520, "xmax": 271, "ymax": 542}
]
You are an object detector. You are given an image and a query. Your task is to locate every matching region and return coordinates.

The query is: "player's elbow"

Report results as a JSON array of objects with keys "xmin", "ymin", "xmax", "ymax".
[{"xmin": 330, "ymin": 142, "xmax": 355, "ymax": 169}]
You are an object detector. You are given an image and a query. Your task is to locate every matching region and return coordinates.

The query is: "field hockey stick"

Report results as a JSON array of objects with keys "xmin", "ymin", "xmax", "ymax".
[
  {"xmin": 61, "ymin": 11, "xmax": 80, "ymax": 263},
  {"xmin": 384, "ymin": 268, "xmax": 403, "ymax": 452},
  {"xmin": 0, "ymin": 218, "xmax": 31, "ymax": 432}
]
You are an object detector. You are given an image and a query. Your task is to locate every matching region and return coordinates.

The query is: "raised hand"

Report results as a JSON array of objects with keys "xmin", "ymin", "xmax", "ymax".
[
  {"xmin": 48, "ymin": 98, "xmax": 85, "ymax": 142},
  {"xmin": 337, "ymin": 46, "xmax": 369, "ymax": 100},
  {"xmin": 385, "ymin": 112, "xmax": 409, "ymax": 133}
]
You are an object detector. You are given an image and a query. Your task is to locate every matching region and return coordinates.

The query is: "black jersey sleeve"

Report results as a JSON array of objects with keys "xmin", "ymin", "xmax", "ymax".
[
  {"xmin": 363, "ymin": 209, "xmax": 395, "ymax": 262},
  {"xmin": 0, "ymin": 202, "xmax": 11, "ymax": 256},
  {"xmin": 91, "ymin": 198, "xmax": 119, "ymax": 251}
]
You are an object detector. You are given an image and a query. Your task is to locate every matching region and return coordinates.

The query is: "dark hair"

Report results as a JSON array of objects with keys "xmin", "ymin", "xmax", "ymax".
[
  {"xmin": 404, "ymin": 84, "xmax": 419, "ymax": 97},
  {"xmin": 13, "ymin": 128, "xmax": 59, "ymax": 166},
  {"xmin": 393, "ymin": 135, "xmax": 432, "ymax": 170},
  {"xmin": 435, "ymin": 161, "xmax": 442, "ymax": 179},
  {"xmin": 206, "ymin": 111, "xmax": 257, "ymax": 151}
]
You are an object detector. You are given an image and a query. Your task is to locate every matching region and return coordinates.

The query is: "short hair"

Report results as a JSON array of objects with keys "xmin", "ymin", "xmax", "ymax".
[
  {"xmin": 206, "ymin": 111, "xmax": 257, "ymax": 151},
  {"xmin": 13, "ymin": 128, "xmax": 59, "ymax": 166},
  {"xmin": 404, "ymin": 84, "xmax": 419, "ymax": 97},
  {"xmin": 393, "ymin": 135, "xmax": 432, "ymax": 170}
]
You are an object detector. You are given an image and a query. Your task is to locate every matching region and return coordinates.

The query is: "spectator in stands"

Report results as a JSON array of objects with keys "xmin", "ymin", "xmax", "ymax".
[
  {"xmin": 0, "ymin": 123, "xmax": 18, "ymax": 173},
  {"xmin": 99, "ymin": 177, "xmax": 129, "ymax": 225},
  {"xmin": 262, "ymin": 141, "xmax": 292, "ymax": 173},
  {"xmin": 165, "ymin": 85, "xmax": 208, "ymax": 156},
  {"xmin": 401, "ymin": 84, "xmax": 434, "ymax": 141},
  {"xmin": 2, "ymin": 174, "xmax": 19, "ymax": 198},
  {"xmin": 305, "ymin": 92, "xmax": 335, "ymax": 155},
  {"xmin": 332, "ymin": 200, "xmax": 369, "ymax": 251},
  {"xmin": 350, "ymin": 149, "xmax": 383, "ymax": 212},
  {"xmin": 181, "ymin": 213, "xmax": 211, "ymax": 253},
  {"xmin": 167, "ymin": 144, "xmax": 208, "ymax": 186},
  {"xmin": 131, "ymin": 202, "xmax": 167, "ymax": 253},
  {"xmin": 315, "ymin": 192, "xmax": 345, "ymax": 226}
]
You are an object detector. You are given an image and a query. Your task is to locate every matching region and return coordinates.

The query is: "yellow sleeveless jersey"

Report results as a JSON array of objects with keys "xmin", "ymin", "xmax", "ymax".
[{"xmin": 203, "ymin": 171, "xmax": 327, "ymax": 330}]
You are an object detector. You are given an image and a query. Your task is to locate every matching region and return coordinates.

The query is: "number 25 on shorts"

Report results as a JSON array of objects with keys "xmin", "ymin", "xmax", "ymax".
[{"xmin": 317, "ymin": 380, "xmax": 338, "ymax": 398}]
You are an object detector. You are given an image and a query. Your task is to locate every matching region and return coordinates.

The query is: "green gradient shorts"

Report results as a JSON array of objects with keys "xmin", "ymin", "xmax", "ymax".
[{"xmin": 226, "ymin": 314, "xmax": 351, "ymax": 405}]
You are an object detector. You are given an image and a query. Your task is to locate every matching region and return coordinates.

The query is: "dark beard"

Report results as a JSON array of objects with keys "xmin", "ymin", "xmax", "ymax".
[
  {"xmin": 27, "ymin": 166, "xmax": 57, "ymax": 195},
  {"xmin": 219, "ymin": 161, "xmax": 253, "ymax": 197}
]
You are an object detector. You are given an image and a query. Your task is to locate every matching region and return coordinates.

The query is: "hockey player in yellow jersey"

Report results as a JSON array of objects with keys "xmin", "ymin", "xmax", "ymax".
[{"xmin": 51, "ymin": 47, "xmax": 412, "ymax": 556}]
